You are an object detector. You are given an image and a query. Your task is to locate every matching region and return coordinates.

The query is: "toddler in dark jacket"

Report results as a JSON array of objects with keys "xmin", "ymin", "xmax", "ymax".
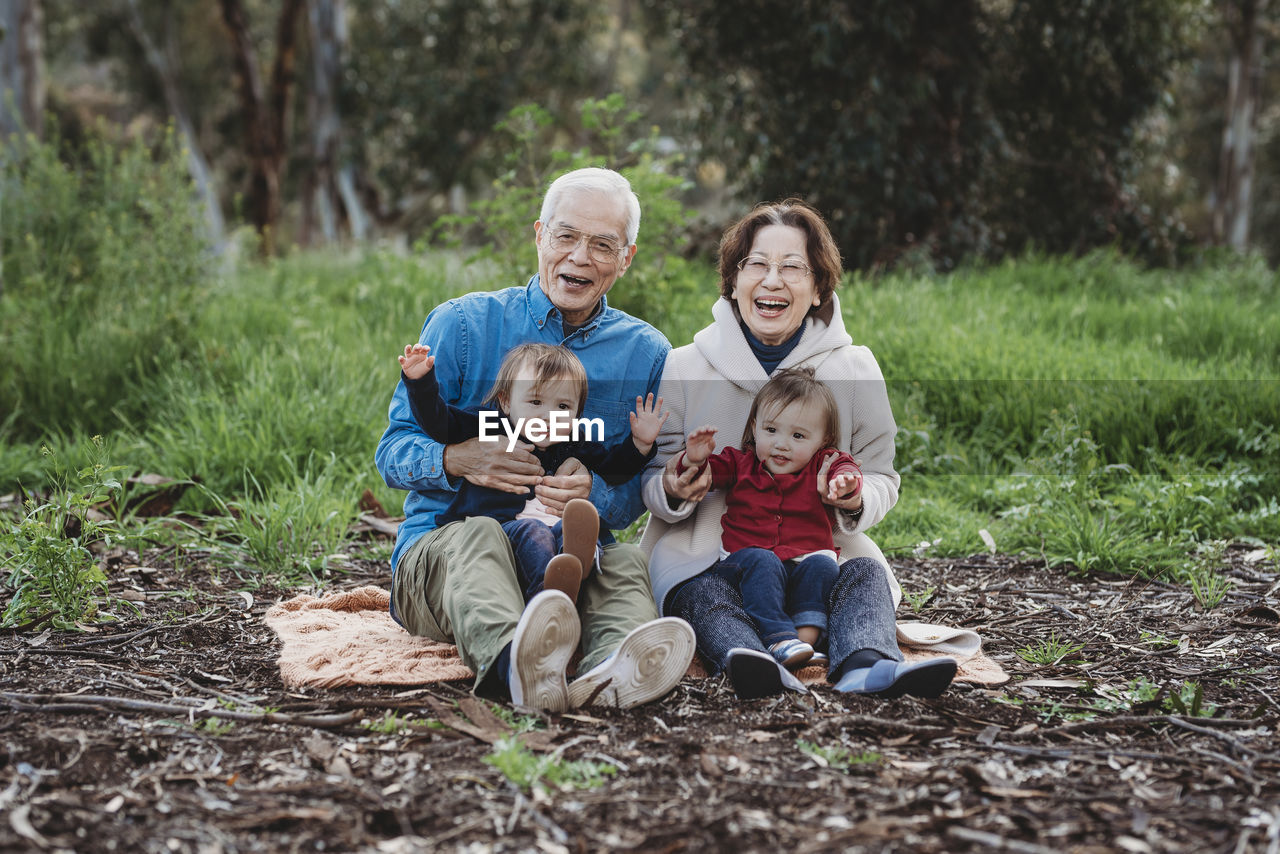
[{"xmin": 398, "ymin": 341, "xmax": 667, "ymax": 602}]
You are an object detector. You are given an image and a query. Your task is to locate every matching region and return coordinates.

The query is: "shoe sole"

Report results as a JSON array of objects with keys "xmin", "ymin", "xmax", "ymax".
[
  {"xmin": 567, "ymin": 618, "xmax": 695, "ymax": 709},
  {"xmin": 509, "ymin": 591, "xmax": 579, "ymax": 712},
  {"xmin": 878, "ymin": 658, "xmax": 958, "ymax": 699},
  {"xmin": 725, "ymin": 648, "xmax": 808, "ymax": 699},
  {"xmin": 727, "ymin": 652, "xmax": 784, "ymax": 699},
  {"xmin": 560, "ymin": 499, "xmax": 599, "ymax": 581},
  {"xmin": 543, "ymin": 554, "xmax": 582, "ymax": 603}
]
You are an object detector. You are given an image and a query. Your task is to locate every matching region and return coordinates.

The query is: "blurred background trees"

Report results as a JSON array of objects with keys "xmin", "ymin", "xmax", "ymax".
[{"xmin": 5, "ymin": 0, "xmax": 1279, "ymax": 269}]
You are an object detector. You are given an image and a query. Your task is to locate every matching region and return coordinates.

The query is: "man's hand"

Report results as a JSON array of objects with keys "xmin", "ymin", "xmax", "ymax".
[
  {"xmin": 443, "ymin": 436, "xmax": 543, "ymax": 495},
  {"xmin": 398, "ymin": 343, "xmax": 436, "ymax": 380},
  {"xmin": 817, "ymin": 455, "xmax": 864, "ymax": 512},
  {"xmin": 628, "ymin": 394, "xmax": 669, "ymax": 455},
  {"xmin": 535, "ymin": 456, "xmax": 592, "ymax": 515},
  {"xmin": 682, "ymin": 426, "xmax": 717, "ymax": 467}
]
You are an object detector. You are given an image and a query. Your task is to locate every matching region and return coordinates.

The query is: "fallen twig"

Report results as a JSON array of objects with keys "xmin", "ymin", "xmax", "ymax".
[{"xmin": 1, "ymin": 691, "xmax": 360, "ymax": 729}]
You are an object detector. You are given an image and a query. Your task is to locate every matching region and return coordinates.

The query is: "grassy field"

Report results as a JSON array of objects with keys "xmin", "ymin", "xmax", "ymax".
[{"xmin": 2, "ymin": 141, "xmax": 1277, "ymax": 625}]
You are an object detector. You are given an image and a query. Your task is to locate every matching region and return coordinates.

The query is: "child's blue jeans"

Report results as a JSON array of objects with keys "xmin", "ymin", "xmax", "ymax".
[
  {"xmin": 502, "ymin": 518, "xmax": 596, "ymax": 602},
  {"xmin": 709, "ymin": 547, "xmax": 838, "ymax": 646}
]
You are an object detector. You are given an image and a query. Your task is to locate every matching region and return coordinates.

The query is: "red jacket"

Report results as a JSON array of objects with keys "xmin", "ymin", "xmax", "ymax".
[{"xmin": 679, "ymin": 446, "xmax": 862, "ymax": 561}]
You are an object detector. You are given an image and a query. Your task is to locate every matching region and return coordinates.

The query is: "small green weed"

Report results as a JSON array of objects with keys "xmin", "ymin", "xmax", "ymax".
[
  {"xmin": 362, "ymin": 711, "xmax": 412, "ymax": 735},
  {"xmin": 797, "ymin": 740, "xmax": 881, "ymax": 772},
  {"xmin": 1139, "ymin": 630, "xmax": 1177, "ymax": 648},
  {"xmin": 195, "ymin": 717, "xmax": 235, "ymax": 736},
  {"xmin": 482, "ymin": 737, "xmax": 617, "ymax": 793},
  {"xmin": 1190, "ymin": 569, "xmax": 1233, "ymax": 611},
  {"xmin": 901, "ymin": 585, "xmax": 937, "ymax": 612},
  {"xmin": 1164, "ymin": 681, "xmax": 1217, "ymax": 718},
  {"xmin": 1, "ymin": 439, "xmax": 133, "ymax": 629},
  {"xmin": 490, "ymin": 704, "xmax": 545, "ymax": 734},
  {"xmin": 1016, "ymin": 631, "xmax": 1086, "ymax": 666}
]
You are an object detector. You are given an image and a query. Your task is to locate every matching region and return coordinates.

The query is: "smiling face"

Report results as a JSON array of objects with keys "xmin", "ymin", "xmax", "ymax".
[
  {"xmin": 731, "ymin": 224, "xmax": 821, "ymax": 346},
  {"xmin": 534, "ymin": 190, "xmax": 637, "ymax": 327},
  {"xmin": 499, "ymin": 364, "xmax": 583, "ymax": 448},
  {"xmin": 750, "ymin": 397, "xmax": 829, "ymax": 476}
]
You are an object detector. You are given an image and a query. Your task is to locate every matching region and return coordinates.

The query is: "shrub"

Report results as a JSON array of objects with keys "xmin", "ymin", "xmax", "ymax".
[{"xmin": 0, "ymin": 127, "xmax": 212, "ymax": 440}]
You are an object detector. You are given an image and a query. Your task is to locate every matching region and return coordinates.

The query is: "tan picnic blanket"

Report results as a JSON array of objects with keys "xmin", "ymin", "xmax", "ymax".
[{"xmin": 264, "ymin": 585, "xmax": 1009, "ymax": 689}]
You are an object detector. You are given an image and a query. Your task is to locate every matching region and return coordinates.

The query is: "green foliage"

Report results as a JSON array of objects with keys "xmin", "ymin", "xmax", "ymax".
[
  {"xmin": 1164, "ymin": 680, "xmax": 1217, "ymax": 718},
  {"xmin": 1016, "ymin": 631, "xmax": 1086, "ymax": 666},
  {"xmin": 796, "ymin": 739, "xmax": 881, "ymax": 772},
  {"xmin": 1, "ymin": 438, "xmax": 130, "ymax": 629},
  {"xmin": 200, "ymin": 457, "xmax": 358, "ymax": 583},
  {"xmin": 194, "ymin": 717, "xmax": 236, "ymax": 736},
  {"xmin": 431, "ymin": 94, "xmax": 703, "ymax": 334},
  {"xmin": 0, "ymin": 128, "xmax": 211, "ymax": 439},
  {"xmin": 343, "ymin": 0, "xmax": 607, "ymax": 220},
  {"xmin": 901, "ymin": 586, "xmax": 936, "ymax": 612},
  {"xmin": 645, "ymin": 0, "xmax": 1199, "ymax": 269},
  {"xmin": 361, "ymin": 711, "xmax": 412, "ymax": 735},
  {"xmin": 482, "ymin": 737, "xmax": 617, "ymax": 793}
]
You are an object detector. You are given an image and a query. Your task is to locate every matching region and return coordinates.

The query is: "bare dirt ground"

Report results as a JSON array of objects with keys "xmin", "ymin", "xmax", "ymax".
[{"xmin": 2, "ymin": 537, "xmax": 1278, "ymax": 854}]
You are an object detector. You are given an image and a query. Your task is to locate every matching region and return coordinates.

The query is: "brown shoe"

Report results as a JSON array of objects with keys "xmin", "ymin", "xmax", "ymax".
[
  {"xmin": 543, "ymin": 554, "xmax": 583, "ymax": 603},
  {"xmin": 560, "ymin": 498, "xmax": 599, "ymax": 581}
]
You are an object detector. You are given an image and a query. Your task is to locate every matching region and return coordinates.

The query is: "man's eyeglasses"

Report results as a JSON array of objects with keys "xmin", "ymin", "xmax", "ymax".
[
  {"xmin": 737, "ymin": 256, "xmax": 812, "ymax": 285},
  {"xmin": 543, "ymin": 227, "xmax": 625, "ymax": 264}
]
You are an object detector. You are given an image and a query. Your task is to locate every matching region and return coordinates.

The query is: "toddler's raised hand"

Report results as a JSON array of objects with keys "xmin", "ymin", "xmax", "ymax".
[
  {"xmin": 827, "ymin": 470, "xmax": 862, "ymax": 501},
  {"xmin": 682, "ymin": 425, "xmax": 718, "ymax": 467},
  {"xmin": 398, "ymin": 343, "xmax": 436, "ymax": 380},
  {"xmin": 629, "ymin": 393, "xmax": 670, "ymax": 455}
]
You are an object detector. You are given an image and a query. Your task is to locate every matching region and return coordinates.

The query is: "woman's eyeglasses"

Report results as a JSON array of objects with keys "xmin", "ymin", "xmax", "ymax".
[{"xmin": 737, "ymin": 256, "xmax": 812, "ymax": 284}]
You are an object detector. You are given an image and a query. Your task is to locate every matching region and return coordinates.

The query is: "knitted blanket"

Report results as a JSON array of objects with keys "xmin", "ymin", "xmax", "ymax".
[{"xmin": 264, "ymin": 585, "xmax": 1009, "ymax": 689}]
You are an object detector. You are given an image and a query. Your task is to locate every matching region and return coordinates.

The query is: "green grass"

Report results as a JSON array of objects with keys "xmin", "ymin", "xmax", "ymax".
[{"xmin": 3, "ymin": 156, "xmax": 1278, "ymax": 596}]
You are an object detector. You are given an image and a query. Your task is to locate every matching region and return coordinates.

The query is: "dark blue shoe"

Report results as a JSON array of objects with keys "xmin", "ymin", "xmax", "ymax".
[
  {"xmin": 725, "ymin": 648, "xmax": 808, "ymax": 699},
  {"xmin": 833, "ymin": 657, "xmax": 957, "ymax": 699}
]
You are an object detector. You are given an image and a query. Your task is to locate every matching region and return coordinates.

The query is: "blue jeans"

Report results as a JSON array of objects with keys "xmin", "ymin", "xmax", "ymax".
[
  {"xmin": 709, "ymin": 548, "xmax": 837, "ymax": 646},
  {"xmin": 669, "ymin": 556, "xmax": 902, "ymax": 679},
  {"xmin": 501, "ymin": 518, "xmax": 597, "ymax": 602}
]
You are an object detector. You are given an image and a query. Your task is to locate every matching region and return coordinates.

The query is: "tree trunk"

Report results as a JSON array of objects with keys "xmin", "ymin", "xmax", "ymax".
[
  {"xmin": 218, "ymin": 0, "xmax": 304, "ymax": 255},
  {"xmin": 1213, "ymin": 0, "xmax": 1265, "ymax": 251},
  {"xmin": 0, "ymin": 0, "xmax": 44, "ymax": 139},
  {"xmin": 124, "ymin": 0, "xmax": 226, "ymax": 254}
]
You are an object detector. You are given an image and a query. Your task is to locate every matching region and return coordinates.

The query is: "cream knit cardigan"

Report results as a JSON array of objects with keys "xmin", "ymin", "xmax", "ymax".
[{"xmin": 640, "ymin": 293, "xmax": 903, "ymax": 613}]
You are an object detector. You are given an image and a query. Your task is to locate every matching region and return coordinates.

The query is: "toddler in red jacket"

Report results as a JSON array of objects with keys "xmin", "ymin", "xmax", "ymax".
[{"xmin": 676, "ymin": 367, "xmax": 862, "ymax": 670}]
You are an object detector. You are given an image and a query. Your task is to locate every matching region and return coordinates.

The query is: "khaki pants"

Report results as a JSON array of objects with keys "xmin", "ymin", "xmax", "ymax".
[{"xmin": 392, "ymin": 516, "xmax": 659, "ymax": 689}]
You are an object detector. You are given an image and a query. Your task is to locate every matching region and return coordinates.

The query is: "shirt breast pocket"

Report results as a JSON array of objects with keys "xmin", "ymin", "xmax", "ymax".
[{"xmin": 581, "ymin": 398, "xmax": 634, "ymax": 445}]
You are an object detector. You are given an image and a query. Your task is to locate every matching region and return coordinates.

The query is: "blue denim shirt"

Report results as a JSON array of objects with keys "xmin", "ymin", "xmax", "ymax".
[{"xmin": 375, "ymin": 275, "xmax": 670, "ymax": 593}]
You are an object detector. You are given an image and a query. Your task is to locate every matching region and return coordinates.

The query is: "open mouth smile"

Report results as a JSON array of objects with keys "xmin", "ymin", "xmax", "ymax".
[
  {"xmin": 753, "ymin": 297, "xmax": 790, "ymax": 317},
  {"xmin": 560, "ymin": 273, "xmax": 593, "ymax": 288}
]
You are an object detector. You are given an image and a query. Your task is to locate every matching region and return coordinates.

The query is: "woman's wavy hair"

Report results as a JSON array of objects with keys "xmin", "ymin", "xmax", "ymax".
[
  {"xmin": 741, "ymin": 366, "xmax": 840, "ymax": 452},
  {"xmin": 717, "ymin": 199, "xmax": 843, "ymax": 310}
]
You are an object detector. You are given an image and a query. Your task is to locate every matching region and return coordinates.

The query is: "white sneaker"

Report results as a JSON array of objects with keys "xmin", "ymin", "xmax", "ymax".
[
  {"xmin": 508, "ymin": 590, "xmax": 580, "ymax": 712},
  {"xmin": 567, "ymin": 617, "xmax": 696, "ymax": 710}
]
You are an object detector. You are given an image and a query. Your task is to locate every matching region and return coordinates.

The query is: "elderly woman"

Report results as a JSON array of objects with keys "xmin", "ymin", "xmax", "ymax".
[{"xmin": 640, "ymin": 200, "xmax": 957, "ymax": 699}]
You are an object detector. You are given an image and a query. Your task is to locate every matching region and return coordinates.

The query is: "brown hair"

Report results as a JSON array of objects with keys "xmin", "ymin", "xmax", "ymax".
[
  {"xmin": 717, "ymin": 199, "xmax": 843, "ymax": 311},
  {"xmin": 485, "ymin": 343, "xmax": 588, "ymax": 417},
  {"xmin": 741, "ymin": 366, "xmax": 840, "ymax": 451}
]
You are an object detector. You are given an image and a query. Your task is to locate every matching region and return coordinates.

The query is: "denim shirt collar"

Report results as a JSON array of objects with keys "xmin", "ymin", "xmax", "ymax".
[{"xmin": 526, "ymin": 275, "xmax": 608, "ymax": 337}]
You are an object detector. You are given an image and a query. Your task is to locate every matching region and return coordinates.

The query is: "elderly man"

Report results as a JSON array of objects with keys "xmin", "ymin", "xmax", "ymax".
[{"xmin": 376, "ymin": 168, "xmax": 694, "ymax": 712}]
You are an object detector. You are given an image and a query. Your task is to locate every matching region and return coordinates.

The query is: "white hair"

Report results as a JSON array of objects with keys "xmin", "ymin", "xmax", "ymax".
[{"xmin": 539, "ymin": 167, "xmax": 641, "ymax": 246}]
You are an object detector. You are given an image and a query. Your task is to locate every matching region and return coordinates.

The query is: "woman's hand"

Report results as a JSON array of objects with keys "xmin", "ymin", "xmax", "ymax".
[
  {"xmin": 817, "ymin": 455, "xmax": 864, "ymax": 512},
  {"xmin": 535, "ymin": 456, "xmax": 592, "ymax": 515},
  {"xmin": 443, "ymin": 436, "xmax": 543, "ymax": 495},
  {"xmin": 663, "ymin": 452, "xmax": 711, "ymax": 505}
]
